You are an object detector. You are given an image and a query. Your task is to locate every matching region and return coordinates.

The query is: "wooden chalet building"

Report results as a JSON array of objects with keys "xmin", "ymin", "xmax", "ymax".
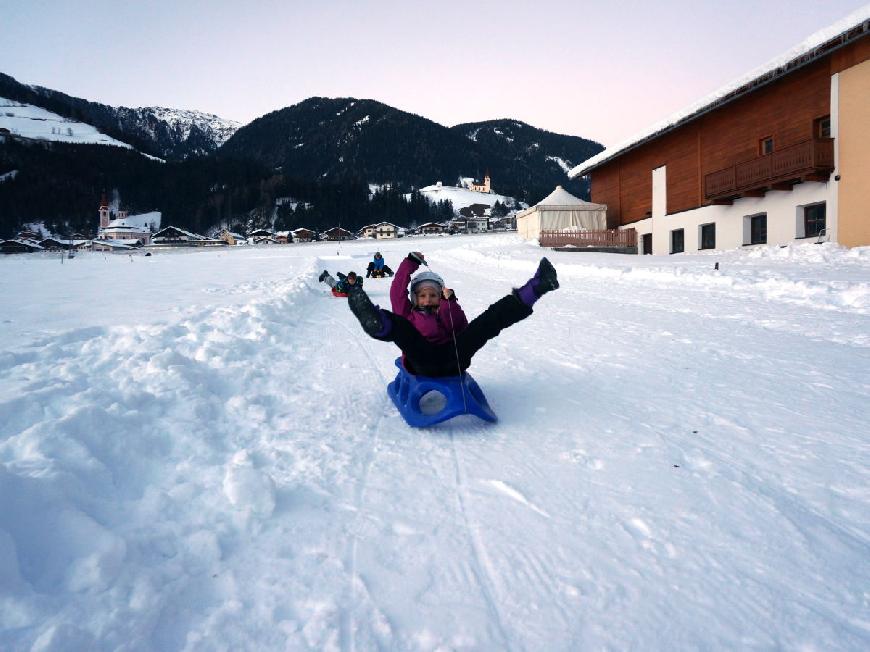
[
  {"xmin": 569, "ymin": 10, "xmax": 870, "ymax": 252},
  {"xmin": 417, "ymin": 222, "xmax": 447, "ymax": 235},
  {"xmin": 323, "ymin": 226, "xmax": 354, "ymax": 241},
  {"xmin": 1, "ymin": 239, "xmax": 43, "ymax": 254},
  {"xmin": 247, "ymin": 229, "xmax": 275, "ymax": 244},
  {"xmin": 150, "ymin": 226, "xmax": 226, "ymax": 248},
  {"xmin": 291, "ymin": 228, "xmax": 315, "ymax": 242}
]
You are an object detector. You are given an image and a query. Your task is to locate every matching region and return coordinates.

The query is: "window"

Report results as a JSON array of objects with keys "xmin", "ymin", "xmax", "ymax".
[
  {"xmin": 745, "ymin": 213, "xmax": 767, "ymax": 245},
  {"xmin": 700, "ymin": 223, "xmax": 716, "ymax": 250},
  {"xmin": 803, "ymin": 203, "xmax": 826, "ymax": 238},
  {"xmin": 759, "ymin": 136, "xmax": 774, "ymax": 155},
  {"xmin": 814, "ymin": 115, "xmax": 831, "ymax": 139},
  {"xmin": 670, "ymin": 228, "xmax": 684, "ymax": 254}
]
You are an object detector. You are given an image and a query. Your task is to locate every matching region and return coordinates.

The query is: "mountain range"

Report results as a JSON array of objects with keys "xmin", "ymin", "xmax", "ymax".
[{"xmin": 0, "ymin": 72, "xmax": 603, "ymax": 237}]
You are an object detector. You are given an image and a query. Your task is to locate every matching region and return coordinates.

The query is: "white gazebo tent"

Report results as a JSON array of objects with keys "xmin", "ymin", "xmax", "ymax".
[{"xmin": 516, "ymin": 186, "xmax": 607, "ymax": 240}]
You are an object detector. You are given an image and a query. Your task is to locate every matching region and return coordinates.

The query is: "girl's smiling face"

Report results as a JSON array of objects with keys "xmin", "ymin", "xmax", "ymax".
[{"xmin": 415, "ymin": 286, "xmax": 441, "ymax": 308}]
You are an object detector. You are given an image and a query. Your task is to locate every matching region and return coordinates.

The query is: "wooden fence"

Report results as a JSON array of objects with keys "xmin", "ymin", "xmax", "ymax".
[{"xmin": 539, "ymin": 228, "xmax": 637, "ymax": 249}]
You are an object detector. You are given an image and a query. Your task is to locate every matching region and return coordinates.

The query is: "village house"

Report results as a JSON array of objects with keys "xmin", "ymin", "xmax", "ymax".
[
  {"xmin": 469, "ymin": 217, "xmax": 490, "ymax": 233},
  {"xmin": 360, "ymin": 222, "xmax": 400, "ymax": 239},
  {"xmin": 91, "ymin": 239, "xmax": 137, "ymax": 252},
  {"xmin": 247, "ymin": 228, "xmax": 275, "ymax": 244},
  {"xmin": 448, "ymin": 218, "xmax": 467, "ymax": 233},
  {"xmin": 358, "ymin": 223, "xmax": 377, "ymax": 238},
  {"xmin": 490, "ymin": 215, "xmax": 517, "ymax": 231},
  {"xmin": 219, "ymin": 229, "xmax": 247, "ymax": 246},
  {"xmin": 0, "ymin": 238, "xmax": 43, "ymax": 254},
  {"xmin": 291, "ymin": 227, "xmax": 315, "ymax": 242},
  {"xmin": 275, "ymin": 231, "xmax": 292, "ymax": 244},
  {"xmin": 417, "ymin": 222, "xmax": 447, "ymax": 235},
  {"xmin": 323, "ymin": 226, "xmax": 354, "ymax": 241},
  {"xmin": 39, "ymin": 238, "xmax": 91, "ymax": 251},
  {"xmin": 150, "ymin": 226, "xmax": 226, "ymax": 247},
  {"xmin": 568, "ymin": 10, "xmax": 870, "ymax": 252}
]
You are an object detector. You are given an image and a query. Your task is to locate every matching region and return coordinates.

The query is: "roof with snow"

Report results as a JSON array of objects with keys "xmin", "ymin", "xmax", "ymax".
[
  {"xmin": 535, "ymin": 185, "xmax": 601, "ymax": 207},
  {"xmin": 92, "ymin": 239, "xmax": 135, "ymax": 249},
  {"xmin": 101, "ymin": 220, "xmax": 151, "ymax": 234},
  {"xmin": 108, "ymin": 211, "xmax": 161, "ymax": 231},
  {"xmin": 568, "ymin": 6, "xmax": 870, "ymax": 178},
  {"xmin": 153, "ymin": 226, "xmax": 207, "ymax": 241}
]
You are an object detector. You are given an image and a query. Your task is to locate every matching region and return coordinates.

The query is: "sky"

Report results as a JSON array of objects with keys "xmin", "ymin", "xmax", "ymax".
[
  {"xmin": 1, "ymin": 1, "xmax": 868, "ymax": 146},
  {"xmin": 1, "ymin": 237, "xmax": 868, "ymax": 649}
]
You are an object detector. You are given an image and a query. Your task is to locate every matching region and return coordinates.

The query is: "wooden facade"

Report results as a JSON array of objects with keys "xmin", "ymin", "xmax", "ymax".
[
  {"xmin": 570, "ymin": 16, "xmax": 870, "ymax": 252},
  {"xmin": 590, "ymin": 56, "xmax": 841, "ymax": 227}
]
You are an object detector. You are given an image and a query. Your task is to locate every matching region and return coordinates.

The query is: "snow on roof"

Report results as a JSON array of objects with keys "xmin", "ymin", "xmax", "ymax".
[
  {"xmin": 3, "ymin": 238, "xmax": 44, "ymax": 249},
  {"xmin": 154, "ymin": 226, "xmax": 206, "ymax": 240},
  {"xmin": 92, "ymin": 239, "xmax": 134, "ymax": 249},
  {"xmin": 568, "ymin": 5, "xmax": 870, "ymax": 178},
  {"xmin": 102, "ymin": 220, "xmax": 151, "ymax": 233},
  {"xmin": 536, "ymin": 185, "xmax": 600, "ymax": 207},
  {"xmin": 110, "ymin": 211, "xmax": 161, "ymax": 230}
]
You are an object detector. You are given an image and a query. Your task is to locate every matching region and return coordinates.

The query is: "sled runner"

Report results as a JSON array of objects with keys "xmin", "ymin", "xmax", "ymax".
[{"xmin": 387, "ymin": 358, "xmax": 498, "ymax": 427}]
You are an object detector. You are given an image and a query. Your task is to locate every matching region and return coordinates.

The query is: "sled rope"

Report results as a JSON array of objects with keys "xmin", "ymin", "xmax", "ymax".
[{"xmin": 427, "ymin": 260, "xmax": 469, "ymax": 413}]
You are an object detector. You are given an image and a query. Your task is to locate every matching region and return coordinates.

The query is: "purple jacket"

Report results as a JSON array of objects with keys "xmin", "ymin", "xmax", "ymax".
[{"xmin": 390, "ymin": 257, "xmax": 468, "ymax": 344}]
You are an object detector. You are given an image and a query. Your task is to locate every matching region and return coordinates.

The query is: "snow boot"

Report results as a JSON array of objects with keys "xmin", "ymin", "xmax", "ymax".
[
  {"xmin": 318, "ymin": 270, "xmax": 329, "ymax": 283},
  {"xmin": 514, "ymin": 257, "xmax": 559, "ymax": 308},
  {"xmin": 348, "ymin": 286, "xmax": 390, "ymax": 337}
]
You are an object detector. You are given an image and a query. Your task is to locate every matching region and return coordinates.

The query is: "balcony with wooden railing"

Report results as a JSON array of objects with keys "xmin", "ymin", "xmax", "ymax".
[
  {"xmin": 540, "ymin": 228, "xmax": 637, "ymax": 250},
  {"xmin": 704, "ymin": 138, "xmax": 834, "ymax": 202}
]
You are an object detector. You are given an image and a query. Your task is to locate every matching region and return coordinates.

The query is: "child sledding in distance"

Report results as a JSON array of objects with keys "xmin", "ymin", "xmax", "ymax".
[
  {"xmin": 346, "ymin": 251, "xmax": 559, "ymax": 377},
  {"xmin": 366, "ymin": 252, "xmax": 394, "ymax": 278},
  {"xmin": 319, "ymin": 270, "xmax": 362, "ymax": 295}
]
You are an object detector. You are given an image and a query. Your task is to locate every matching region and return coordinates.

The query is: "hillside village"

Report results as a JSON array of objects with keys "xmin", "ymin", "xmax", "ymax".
[{"xmin": 0, "ymin": 177, "xmax": 520, "ymax": 254}]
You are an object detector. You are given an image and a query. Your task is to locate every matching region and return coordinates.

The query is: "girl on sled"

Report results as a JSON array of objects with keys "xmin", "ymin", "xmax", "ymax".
[{"xmin": 346, "ymin": 251, "xmax": 558, "ymax": 377}]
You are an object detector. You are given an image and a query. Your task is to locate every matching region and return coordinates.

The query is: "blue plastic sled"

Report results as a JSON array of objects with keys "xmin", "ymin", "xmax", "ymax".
[{"xmin": 387, "ymin": 358, "xmax": 498, "ymax": 427}]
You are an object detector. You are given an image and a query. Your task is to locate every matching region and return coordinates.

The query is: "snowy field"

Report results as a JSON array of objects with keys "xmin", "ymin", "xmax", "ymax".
[
  {"xmin": 0, "ymin": 97, "xmax": 133, "ymax": 150},
  {"xmin": 1, "ymin": 235, "xmax": 868, "ymax": 651}
]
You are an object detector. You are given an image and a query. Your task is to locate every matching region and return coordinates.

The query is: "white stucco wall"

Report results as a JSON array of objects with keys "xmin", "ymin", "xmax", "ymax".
[
  {"xmin": 650, "ymin": 166, "xmax": 670, "ymax": 253},
  {"xmin": 828, "ymin": 72, "xmax": 840, "ymax": 244},
  {"xmin": 622, "ymin": 181, "xmax": 832, "ymax": 254}
]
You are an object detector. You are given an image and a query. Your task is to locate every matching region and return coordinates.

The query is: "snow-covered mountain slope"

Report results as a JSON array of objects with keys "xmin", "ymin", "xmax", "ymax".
[
  {"xmin": 0, "ymin": 73, "xmax": 240, "ymax": 159},
  {"xmin": 0, "ymin": 96, "xmax": 134, "ymax": 149},
  {"xmin": 414, "ymin": 183, "xmax": 521, "ymax": 211},
  {"xmin": 134, "ymin": 106, "xmax": 239, "ymax": 147},
  {"xmin": 1, "ymin": 238, "xmax": 868, "ymax": 650},
  {"xmin": 111, "ymin": 105, "xmax": 240, "ymax": 156}
]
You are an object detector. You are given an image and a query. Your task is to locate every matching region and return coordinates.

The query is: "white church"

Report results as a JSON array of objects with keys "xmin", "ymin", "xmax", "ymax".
[{"xmin": 96, "ymin": 192, "xmax": 161, "ymax": 246}]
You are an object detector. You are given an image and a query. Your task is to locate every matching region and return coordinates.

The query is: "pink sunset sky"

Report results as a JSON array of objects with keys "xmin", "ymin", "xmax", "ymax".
[{"xmin": 1, "ymin": 0, "xmax": 867, "ymax": 147}]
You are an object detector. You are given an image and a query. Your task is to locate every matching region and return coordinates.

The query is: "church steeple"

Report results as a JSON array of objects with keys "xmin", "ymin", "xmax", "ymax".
[{"xmin": 99, "ymin": 190, "xmax": 110, "ymax": 229}]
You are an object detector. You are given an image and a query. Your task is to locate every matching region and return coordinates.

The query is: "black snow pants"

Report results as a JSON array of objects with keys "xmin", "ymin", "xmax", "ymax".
[{"xmin": 377, "ymin": 294, "xmax": 533, "ymax": 377}]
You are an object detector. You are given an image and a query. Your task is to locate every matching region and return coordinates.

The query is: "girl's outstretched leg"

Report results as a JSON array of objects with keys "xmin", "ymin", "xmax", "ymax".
[
  {"xmin": 454, "ymin": 258, "xmax": 559, "ymax": 369},
  {"xmin": 514, "ymin": 257, "xmax": 559, "ymax": 308}
]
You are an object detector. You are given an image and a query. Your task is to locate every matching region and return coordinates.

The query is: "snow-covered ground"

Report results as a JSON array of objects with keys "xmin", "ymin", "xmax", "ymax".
[
  {"xmin": 415, "ymin": 184, "xmax": 521, "ymax": 211},
  {"xmin": 1, "ymin": 236, "xmax": 868, "ymax": 651},
  {"xmin": 0, "ymin": 97, "xmax": 134, "ymax": 149}
]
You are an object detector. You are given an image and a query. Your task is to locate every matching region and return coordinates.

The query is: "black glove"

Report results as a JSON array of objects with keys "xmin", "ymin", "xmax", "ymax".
[
  {"xmin": 337, "ymin": 272, "xmax": 347, "ymax": 280},
  {"xmin": 408, "ymin": 251, "xmax": 425, "ymax": 265}
]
